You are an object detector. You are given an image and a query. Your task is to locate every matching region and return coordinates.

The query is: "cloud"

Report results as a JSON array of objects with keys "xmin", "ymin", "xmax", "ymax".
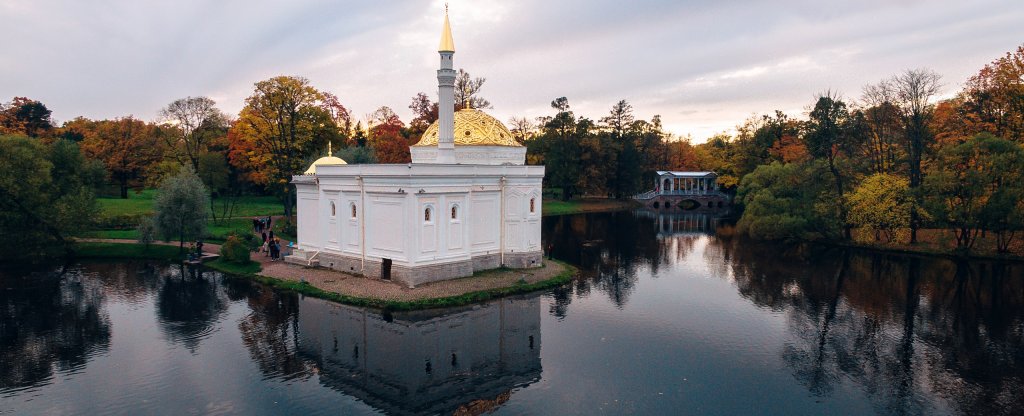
[{"xmin": 0, "ymin": 0, "xmax": 1020, "ymax": 142}]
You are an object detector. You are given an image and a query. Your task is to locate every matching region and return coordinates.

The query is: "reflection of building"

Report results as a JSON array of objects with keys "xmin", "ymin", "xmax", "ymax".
[
  {"xmin": 297, "ymin": 295, "xmax": 542, "ymax": 415},
  {"xmin": 287, "ymin": 9, "xmax": 544, "ymax": 288},
  {"xmin": 633, "ymin": 209, "xmax": 719, "ymax": 237}
]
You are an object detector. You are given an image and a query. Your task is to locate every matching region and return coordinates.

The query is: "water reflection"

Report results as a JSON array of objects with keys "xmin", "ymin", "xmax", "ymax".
[
  {"xmin": 545, "ymin": 210, "xmax": 1024, "ymax": 415},
  {"xmin": 2, "ymin": 211, "xmax": 1023, "ymax": 415},
  {"xmin": 703, "ymin": 233, "xmax": 1024, "ymax": 414},
  {"xmin": 297, "ymin": 295, "xmax": 542, "ymax": 416},
  {"xmin": 0, "ymin": 267, "xmax": 111, "ymax": 393},
  {"xmin": 156, "ymin": 266, "xmax": 228, "ymax": 352},
  {"xmin": 224, "ymin": 278, "xmax": 312, "ymax": 381}
]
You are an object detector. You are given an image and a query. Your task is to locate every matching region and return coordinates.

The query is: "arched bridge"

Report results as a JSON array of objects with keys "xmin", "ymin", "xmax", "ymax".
[{"xmin": 633, "ymin": 171, "xmax": 732, "ymax": 211}]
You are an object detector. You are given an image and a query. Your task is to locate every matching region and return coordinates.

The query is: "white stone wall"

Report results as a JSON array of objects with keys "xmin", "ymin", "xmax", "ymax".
[{"xmin": 291, "ymin": 164, "xmax": 543, "ymax": 278}]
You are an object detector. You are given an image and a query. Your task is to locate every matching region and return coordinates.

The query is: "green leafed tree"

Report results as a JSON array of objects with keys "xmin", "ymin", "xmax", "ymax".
[
  {"xmin": 923, "ymin": 133, "xmax": 1023, "ymax": 251},
  {"xmin": 0, "ymin": 136, "xmax": 99, "ymax": 261},
  {"xmin": 736, "ymin": 161, "xmax": 842, "ymax": 240},
  {"xmin": 154, "ymin": 167, "xmax": 210, "ymax": 251}
]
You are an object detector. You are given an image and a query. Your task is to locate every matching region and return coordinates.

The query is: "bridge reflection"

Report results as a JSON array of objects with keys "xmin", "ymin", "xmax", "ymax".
[
  {"xmin": 633, "ymin": 209, "xmax": 722, "ymax": 237},
  {"xmin": 296, "ymin": 294, "xmax": 542, "ymax": 416}
]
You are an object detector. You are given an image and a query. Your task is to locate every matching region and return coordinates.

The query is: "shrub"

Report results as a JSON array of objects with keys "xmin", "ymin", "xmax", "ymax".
[
  {"xmin": 136, "ymin": 217, "xmax": 156, "ymax": 248},
  {"xmin": 219, "ymin": 235, "xmax": 252, "ymax": 264},
  {"xmin": 277, "ymin": 217, "xmax": 297, "ymax": 239}
]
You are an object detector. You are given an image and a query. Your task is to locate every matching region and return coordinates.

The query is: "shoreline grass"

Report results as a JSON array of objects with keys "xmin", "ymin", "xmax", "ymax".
[
  {"xmin": 542, "ymin": 198, "xmax": 639, "ymax": 216},
  {"xmin": 208, "ymin": 258, "xmax": 578, "ymax": 311},
  {"xmin": 73, "ymin": 242, "xmax": 184, "ymax": 262}
]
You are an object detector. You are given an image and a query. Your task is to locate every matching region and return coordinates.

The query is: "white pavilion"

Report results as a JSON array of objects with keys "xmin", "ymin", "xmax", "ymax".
[{"xmin": 285, "ymin": 10, "xmax": 545, "ymax": 288}]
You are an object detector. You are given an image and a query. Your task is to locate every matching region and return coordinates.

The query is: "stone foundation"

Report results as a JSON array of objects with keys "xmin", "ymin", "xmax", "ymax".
[
  {"xmin": 472, "ymin": 253, "xmax": 501, "ymax": 271},
  {"xmin": 284, "ymin": 250, "xmax": 542, "ymax": 288},
  {"xmin": 503, "ymin": 251, "xmax": 543, "ymax": 269}
]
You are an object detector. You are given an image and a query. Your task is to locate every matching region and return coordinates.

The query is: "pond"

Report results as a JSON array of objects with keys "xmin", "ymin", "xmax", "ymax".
[{"xmin": 2, "ymin": 210, "xmax": 1023, "ymax": 415}]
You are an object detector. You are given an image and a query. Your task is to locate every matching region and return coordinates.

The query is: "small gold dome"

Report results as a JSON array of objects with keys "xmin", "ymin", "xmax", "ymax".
[
  {"xmin": 304, "ymin": 156, "xmax": 347, "ymax": 175},
  {"xmin": 414, "ymin": 108, "xmax": 521, "ymax": 147}
]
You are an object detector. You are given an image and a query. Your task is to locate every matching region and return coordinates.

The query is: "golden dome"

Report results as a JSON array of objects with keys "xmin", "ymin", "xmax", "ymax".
[
  {"xmin": 304, "ymin": 156, "xmax": 347, "ymax": 175},
  {"xmin": 414, "ymin": 108, "xmax": 521, "ymax": 147}
]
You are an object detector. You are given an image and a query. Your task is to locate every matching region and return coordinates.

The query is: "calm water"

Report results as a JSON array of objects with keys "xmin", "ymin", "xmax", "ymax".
[{"xmin": 2, "ymin": 211, "xmax": 1023, "ymax": 415}]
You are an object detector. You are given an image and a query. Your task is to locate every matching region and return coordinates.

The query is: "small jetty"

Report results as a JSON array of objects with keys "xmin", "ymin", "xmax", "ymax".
[{"xmin": 184, "ymin": 253, "xmax": 219, "ymax": 266}]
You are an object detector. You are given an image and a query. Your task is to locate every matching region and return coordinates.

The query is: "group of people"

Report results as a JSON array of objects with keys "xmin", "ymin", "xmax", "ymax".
[
  {"xmin": 263, "ymin": 235, "xmax": 283, "ymax": 261},
  {"xmin": 253, "ymin": 216, "xmax": 273, "ymax": 233}
]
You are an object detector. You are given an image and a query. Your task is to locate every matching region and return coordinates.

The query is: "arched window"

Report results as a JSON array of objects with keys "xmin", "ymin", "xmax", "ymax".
[
  {"xmin": 330, "ymin": 202, "xmax": 336, "ymax": 217},
  {"xmin": 529, "ymin": 198, "xmax": 536, "ymax": 213},
  {"xmin": 424, "ymin": 207, "xmax": 432, "ymax": 222},
  {"xmin": 451, "ymin": 205, "xmax": 458, "ymax": 220},
  {"xmin": 350, "ymin": 204, "xmax": 357, "ymax": 219}
]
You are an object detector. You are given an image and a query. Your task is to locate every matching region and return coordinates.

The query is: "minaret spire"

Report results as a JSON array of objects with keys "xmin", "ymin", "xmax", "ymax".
[
  {"xmin": 439, "ymin": 4, "xmax": 455, "ymax": 53},
  {"xmin": 436, "ymin": 5, "xmax": 457, "ymax": 163}
]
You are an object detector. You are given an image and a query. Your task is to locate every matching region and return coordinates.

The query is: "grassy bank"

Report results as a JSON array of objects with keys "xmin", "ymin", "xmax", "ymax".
[
  {"xmin": 831, "ymin": 228, "xmax": 1024, "ymax": 262},
  {"xmin": 543, "ymin": 198, "xmax": 639, "ymax": 216},
  {"xmin": 73, "ymin": 242, "xmax": 184, "ymax": 262},
  {"xmin": 211, "ymin": 259, "xmax": 578, "ymax": 311}
]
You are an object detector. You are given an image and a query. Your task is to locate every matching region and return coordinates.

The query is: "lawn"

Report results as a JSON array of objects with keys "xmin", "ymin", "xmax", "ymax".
[
  {"xmin": 542, "ymin": 198, "xmax": 639, "ymax": 216},
  {"xmin": 85, "ymin": 217, "xmax": 257, "ymax": 243},
  {"xmin": 97, "ymin": 189, "xmax": 284, "ymax": 218}
]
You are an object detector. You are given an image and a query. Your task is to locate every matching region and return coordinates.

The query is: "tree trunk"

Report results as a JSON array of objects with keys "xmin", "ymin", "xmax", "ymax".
[{"xmin": 120, "ymin": 175, "xmax": 129, "ymax": 199}]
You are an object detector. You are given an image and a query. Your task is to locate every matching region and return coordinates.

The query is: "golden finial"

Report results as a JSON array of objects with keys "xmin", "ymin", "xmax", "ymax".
[
  {"xmin": 328, "ymin": 141, "xmax": 332, "ymax": 157},
  {"xmin": 463, "ymin": 85, "xmax": 471, "ymax": 109},
  {"xmin": 439, "ymin": 4, "xmax": 455, "ymax": 52}
]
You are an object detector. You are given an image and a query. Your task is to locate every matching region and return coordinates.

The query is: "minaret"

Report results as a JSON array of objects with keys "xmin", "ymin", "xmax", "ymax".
[{"xmin": 436, "ymin": 6, "xmax": 457, "ymax": 164}]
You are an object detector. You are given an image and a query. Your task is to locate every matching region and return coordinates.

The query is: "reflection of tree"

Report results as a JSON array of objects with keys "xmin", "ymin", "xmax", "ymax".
[
  {"xmin": 0, "ymin": 267, "xmax": 111, "ymax": 391},
  {"xmin": 712, "ymin": 235, "xmax": 1024, "ymax": 415},
  {"xmin": 224, "ymin": 279, "xmax": 311, "ymax": 381},
  {"xmin": 155, "ymin": 265, "xmax": 227, "ymax": 352},
  {"xmin": 541, "ymin": 211, "xmax": 666, "ymax": 310}
]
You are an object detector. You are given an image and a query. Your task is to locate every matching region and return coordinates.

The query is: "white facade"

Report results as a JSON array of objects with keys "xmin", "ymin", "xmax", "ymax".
[{"xmin": 288, "ymin": 164, "xmax": 544, "ymax": 287}]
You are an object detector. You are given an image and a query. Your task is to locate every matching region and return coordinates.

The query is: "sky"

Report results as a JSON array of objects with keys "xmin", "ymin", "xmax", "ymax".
[{"xmin": 1, "ymin": 0, "xmax": 1021, "ymax": 142}]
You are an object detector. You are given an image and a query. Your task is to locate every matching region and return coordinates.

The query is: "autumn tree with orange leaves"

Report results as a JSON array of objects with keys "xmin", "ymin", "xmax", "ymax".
[
  {"xmin": 81, "ymin": 116, "xmax": 164, "ymax": 198},
  {"xmin": 367, "ymin": 106, "xmax": 411, "ymax": 163},
  {"xmin": 229, "ymin": 76, "xmax": 335, "ymax": 216}
]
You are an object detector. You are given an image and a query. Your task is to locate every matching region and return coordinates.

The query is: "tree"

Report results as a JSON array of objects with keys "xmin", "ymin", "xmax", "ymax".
[
  {"xmin": 82, "ymin": 116, "xmax": 163, "ymax": 198},
  {"xmin": 858, "ymin": 81, "xmax": 904, "ymax": 174},
  {"xmin": 230, "ymin": 76, "xmax": 332, "ymax": 217},
  {"xmin": 153, "ymin": 167, "xmax": 209, "ymax": 251},
  {"xmin": 454, "ymin": 69, "xmax": 491, "ymax": 110},
  {"xmin": 408, "ymin": 92, "xmax": 439, "ymax": 141},
  {"xmin": 804, "ymin": 93, "xmax": 853, "ymax": 238},
  {"xmin": 508, "ymin": 116, "xmax": 536, "ymax": 144},
  {"xmin": 892, "ymin": 68, "xmax": 942, "ymax": 243},
  {"xmin": 0, "ymin": 97, "xmax": 53, "ymax": 137},
  {"xmin": 367, "ymin": 106, "xmax": 410, "ymax": 163},
  {"xmin": 736, "ymin": 161, "xmax": 841, "ymax": 240},
  {"xmin": 197, "ymin": 152, "xmax": 234, "ymax": 224},
  {"xmin": 541, "ymin": 97, "xmax": 582, "ymax": 200},
  {"xmin": 923, "ymin": 134, "xmax": 1022, "ymax": 251},
  {"xmin": 321, "ymin": 92, "xmax": 353, "ymax": 142},
  {"xmin": 159, "ymin": 96, "xmax": 227, "ymax": 171},
  {"xmin": 0, "ymin": 136, "xmax": 98, "ymax": 261},
  {"xmin": 961, "ymin": 45, "xmax": 1024, "ymax": 143},
  {"xmin": 846, "ymin": 173, "xmax": 914, "ymax": 243}
]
